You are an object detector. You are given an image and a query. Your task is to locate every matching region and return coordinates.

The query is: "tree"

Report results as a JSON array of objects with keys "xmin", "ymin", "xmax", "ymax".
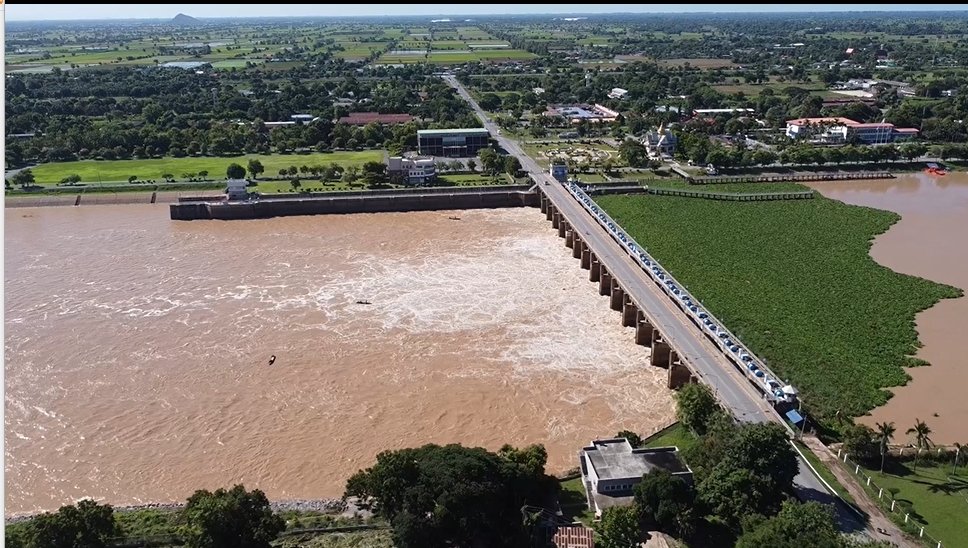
[
  {"xmin": 953, "ymin": 443, "xmax": 965, "ymax": 474},
  {"xmin": 290, "ymin": 179, "xmax": 301, "ymax": 191},
  {"xmin": 698, "ymin": 465, "xmax": 774, "ymax": 526},
  {"xmin": 198, "ymin": 170, "xmax": 209, "ymax": 180},
  {"xmin": 226, "ymin": 163, "xmax": 246, "ymax": 180},
  {"xmin": 697, "ymin": 422, "xmax": 798, "ymax": 526},
  {"xmin": 478, "ymin": 148, "xmax": 501, "ymax": 175},
  {"xmin": 247, "ymin": 159, "xmax": 265, "ymax": 180},
  {"xmin": 466, "ymin": 159, "xmax": 477, "ymax": 172},
  {"xmin": 361, "ymin": 161, "xmax": 387, "ymax": 186},
  {"xmin": 479, "ymin": 93, "xmax": 502, "ymax": 111},
  {"xmin": 497, "ymin": 443, "xmax": 548, "ymax": 476},
  {"xmin": 503, "ymin": 155, "xmax": 521, "ymax": 176},
  {"xmin": 675, "ymin": 382, "xmax": 721, "ymax": 435},
  {"xmin": 344, "ymin": 443, "xmax": 552, "ymax": 548},
  {"xmin": 21, "ymin": 499, "xmax": 119, "ymax": 548},
  {"xmin": 128, "ymin": 175, "xmax": 138, "ymax": 184},
  {"xmin": 875, "ymin": 421, "xmax": 896, "ymax": 473},
  {"xmin": 278, "ymin": 169, "xmax": 287, "ymax": 178},
  {"xmin": 162, "ymin": 173, "xmax": 175, "ymax": 183},
  {"xmin": 181, "ymin": 484, "xmax": 284, "ymax": 548},
  {"xmin": 839, "ymin": 424, "xmax": 876, "ymax": 464},
  {"xmin": 736, "ymin": 500, "xmax": 842, "ymax": 548},
  {"xmin": 595, "ymin": 505, "xmax": 641, "ymax": 548},
  {"xmin": 906, "ymin": 419, "xmax": 933, "ymax": 473},
  {"xmin": 342, "ymin": 165, "xmax": 360, "ymax": 183},
  {"xmin": 616, "ymin": 430, "xmax": 642, "ymax": 448},
  {"xmin": 633, "ymin": 469, "xmax": 697, "ymax": 538},
  {"xmin": 12, "ymin": 169, "xmax": 35, "ymax": 189},
  {"xmin": 618, "ymin": 139, "xmax": 649, "ymax": 168}
]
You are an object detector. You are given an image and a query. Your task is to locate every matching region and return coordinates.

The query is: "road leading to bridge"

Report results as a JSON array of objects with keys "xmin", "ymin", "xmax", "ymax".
[{"xmin": 443, "ymin": 75, "xmax": 881, "ymax": 539}]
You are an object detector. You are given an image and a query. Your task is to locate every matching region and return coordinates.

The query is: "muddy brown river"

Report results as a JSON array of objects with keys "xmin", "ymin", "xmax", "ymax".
[
  {"xmin": 810, "ymin": 172, "xmax": 968, "ymax": 444},
  {"xmin": 4, "ymin": 205, "xmax": 674, "ymax": 516}
]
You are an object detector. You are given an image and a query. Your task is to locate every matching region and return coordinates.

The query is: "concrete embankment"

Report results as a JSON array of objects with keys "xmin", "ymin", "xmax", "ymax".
[
  {"xmin": 5, "ymin": 498, "xmax": 347, "ymax": 523},
  {"xmin": 5, "ymin": 191, "xmax": 186, "ymax": 208},
  {"xmin": 170, "ymin": 185, "xmax": 539, "ymax": 220}
]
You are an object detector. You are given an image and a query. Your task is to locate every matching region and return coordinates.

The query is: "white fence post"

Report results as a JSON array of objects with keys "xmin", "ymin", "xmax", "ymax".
[
  {"xmin": 866, "ymin": 476, "xmax": 871, "ymax": 486},
  {"xmin": 843, "ymin": 452, "xmax": 849, "ymax": 462},
  {"xmin": 855, "ymin": 464, "xmax": 860, "ymax": 474},
  {"xmin": 891, "ymin": 500, "xmax": 896, "ymax": 512},
  {"xmin": 878, "ymin": 487, "xmax": 883, "ymax": 498},
  {"xmin": 905, "ymin": 513, "xmax": 909, "ymax": 523},
  {"xmin": 920, "ymin": 527, "xmax": 924, "ymax": 537}
]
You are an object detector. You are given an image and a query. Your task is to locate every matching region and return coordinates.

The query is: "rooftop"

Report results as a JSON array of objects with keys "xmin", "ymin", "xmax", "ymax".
[
  {"xmin": 583, "ymin": 439, "xmax": 689, "ymax": 481},
  {"xmin": 786, "ymin": 116, "xmax": 862, "ymax": 127},
  {"xmin": 417, "ymin": 128, "xmax": 489, "ymax": 136},
  {"xmin": 338, "ymin": 112, "xmax": 414, "ymax": 125}
]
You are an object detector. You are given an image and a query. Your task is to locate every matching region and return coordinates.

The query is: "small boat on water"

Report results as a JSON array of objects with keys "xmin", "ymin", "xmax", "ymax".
[
  {"xmin": 925, "ymin": 162, "xmax": 947, "ymax": 176},
  {"xmin": 447, "ymin": 216, "xmax": 461, "ymax": 221},
  {"xmin": 355, "ymin": 300, "xmax": 372, "ymax": 305}
]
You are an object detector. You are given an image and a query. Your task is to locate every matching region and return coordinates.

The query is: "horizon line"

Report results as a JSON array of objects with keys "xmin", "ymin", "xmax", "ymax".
[{"xmin": 9, "ymin": 9, "xmax": 968, "ymax": 23}]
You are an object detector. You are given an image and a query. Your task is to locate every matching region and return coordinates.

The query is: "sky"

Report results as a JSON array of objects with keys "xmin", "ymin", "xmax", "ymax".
[{"xmin": 6, "ymin": 3, "xmax": 968, "ymax": 22}]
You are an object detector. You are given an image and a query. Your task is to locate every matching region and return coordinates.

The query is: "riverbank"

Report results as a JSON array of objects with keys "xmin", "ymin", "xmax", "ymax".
[
  {"xmin": 809, "ymin": 173, "xmax": 968, "ymax": 444},
  {"xmin": 5, "ymin": 498, "xmax": 348, "ymax": 524}
]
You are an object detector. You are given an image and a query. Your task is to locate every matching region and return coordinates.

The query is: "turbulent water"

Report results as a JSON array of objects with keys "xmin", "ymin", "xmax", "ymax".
[
  {"xmin": 810, "ymin": 172, "xmax": 968, "ymax": 443},
  {"xmin": 4, "ymin": 205, "xmax": 675, "ymax": 516}
]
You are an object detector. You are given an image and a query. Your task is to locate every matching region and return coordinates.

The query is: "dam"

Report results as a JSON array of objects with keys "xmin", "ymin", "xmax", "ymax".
[{"xmin": 169, "ymin": 185, "xmax": 539, "ymax": 220}]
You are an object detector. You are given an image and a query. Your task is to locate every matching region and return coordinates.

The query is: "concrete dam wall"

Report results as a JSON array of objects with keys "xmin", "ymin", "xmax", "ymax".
[{"xmin": 170, "ymin": 186, "xmax": 539, "ymax": 220}]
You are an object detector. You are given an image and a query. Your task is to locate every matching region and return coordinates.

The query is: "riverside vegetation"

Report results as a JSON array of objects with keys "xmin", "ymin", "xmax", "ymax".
[{"xmin": 595, "ymin": 189, "xmax": 963, "ymax": 425}]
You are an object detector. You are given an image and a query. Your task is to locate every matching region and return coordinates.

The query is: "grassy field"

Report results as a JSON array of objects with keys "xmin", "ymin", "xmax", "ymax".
[
  {"xmin": 643, "ymin": 423, "xmax": 698, "ymax": 452},
  {"xmin": 378, "ymin": 49, "xmax": 535, "ymax": 64},
  {"xmin": 19, "ymin": 152, "xmax": 385, "ymax": 186},
  {"xmin": 252, "ymin": 173, "xmax": 508, "ymax": 194},
  {"xmin": 857, "ymin": 461, "xmax": 968, "ymax": 548},
  {"xmin": 558, "ymin": 477, "xmax": 595, "ymax": 526},
  {"xmin": 656, "ymin": 58, "xmax": 736, "ymax": 69},
  {"xmin": 594, "ymin": 192, "xmax": 962, "ymax": 423}
]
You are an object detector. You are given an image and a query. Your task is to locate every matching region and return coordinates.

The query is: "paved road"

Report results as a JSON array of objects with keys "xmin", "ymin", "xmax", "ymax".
[{"xmin": 444, "ymin": 75, "xmax": 875, "ymax": 538}]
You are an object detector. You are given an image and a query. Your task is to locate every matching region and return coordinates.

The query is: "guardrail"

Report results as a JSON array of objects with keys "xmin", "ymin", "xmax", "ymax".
[{"xmin": 562, "ymin": 181, "xmax": 798, "ymax": 406}]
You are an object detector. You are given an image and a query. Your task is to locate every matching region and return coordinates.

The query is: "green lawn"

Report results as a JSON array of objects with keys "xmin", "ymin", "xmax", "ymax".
[
  {"xmin": 858, "ymin": 462, "xmax": 968, "ymax": 548},
  {"xmin": 594, "ymin": 193, "xmax": 962, "ymax": 424},
  {"xmin": 642, "ymin": 423, "xmax": 698, "ymax": 453},
  {"xmin": 558, "ymin": 477, "xmax": 595, "ymax": 526},
  {"xmin": 20, "ymin": 151, "xmax": 385, "ymax": 186}
]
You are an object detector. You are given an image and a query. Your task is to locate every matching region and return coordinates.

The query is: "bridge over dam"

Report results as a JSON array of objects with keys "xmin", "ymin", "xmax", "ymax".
[
  {"xmin": 169, "ymin": 185, "xmax": 538, "ymax": 220},
  {"xmin": 441, "ymin": 74, "xmax": 875, "ymax": 537}
]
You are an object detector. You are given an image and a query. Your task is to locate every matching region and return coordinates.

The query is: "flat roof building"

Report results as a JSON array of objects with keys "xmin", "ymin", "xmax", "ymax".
[
  {"xmin": 692, "ymin": 108, "xmax": 755, "ymax": 116},
  {"xmin": 387, "ymin": 155, "xmax": 437, "ymax": 185},
  {"xmin": 607, "ymin": 87, "xmax": 629, "ymax": 99},
  {"xmin": 417, "ymin": 128, "xmax": 490, "ymax": 158},
  {"xmin": 579, "ymin": 438, "xmax": 692, "ymax": 517},
  {"xmin": 786, "ymin": 117, "xmax": 919, "ymax": 145},
  {"xmin": 547, "ymin": 104, "xmax": 620, "ymax": 124}
]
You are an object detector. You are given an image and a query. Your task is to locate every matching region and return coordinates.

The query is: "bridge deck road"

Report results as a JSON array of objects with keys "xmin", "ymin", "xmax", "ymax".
[{"xmin": 443, "ymin": 74, "xmax": 873, "ymax": 538}]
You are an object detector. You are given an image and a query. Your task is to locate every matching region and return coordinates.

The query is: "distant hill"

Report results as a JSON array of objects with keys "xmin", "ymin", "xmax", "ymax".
[{"xmin": 171, "ymin": 13, "xmax": 202, "ymax": 26}]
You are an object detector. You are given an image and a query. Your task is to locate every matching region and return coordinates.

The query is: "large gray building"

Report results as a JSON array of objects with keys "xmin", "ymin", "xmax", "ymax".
[
  {"xmin": 417, "ymin": 128, "xmax": 490, "ymax": 157},
  {"xmin": 579, "ymin": 438, "xmax": 692, "ymax": 516}
]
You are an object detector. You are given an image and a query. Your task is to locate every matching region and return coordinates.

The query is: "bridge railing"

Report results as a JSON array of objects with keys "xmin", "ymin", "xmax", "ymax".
[{"xmin": 560, "ymin": 181, "xmax": 798, "ymax": 407}]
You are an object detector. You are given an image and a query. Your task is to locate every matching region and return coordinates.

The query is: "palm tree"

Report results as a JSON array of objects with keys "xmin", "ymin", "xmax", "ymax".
[
  {"xmin": 876, "ymin": 421, "xmax": 896, "ymax": 473},
  {"xmin": 906, "ymin": 419, "xmax": 933, "ymax": 473},
  {"xmin": 953, "ymin": 442, "xmax": 964, "ymax": 475}
]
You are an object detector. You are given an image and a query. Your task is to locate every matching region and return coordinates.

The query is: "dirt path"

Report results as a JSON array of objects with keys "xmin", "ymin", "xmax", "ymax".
[{"xmin": 800, "ymin": 435, "xmax": 915, "ymax": 547}]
